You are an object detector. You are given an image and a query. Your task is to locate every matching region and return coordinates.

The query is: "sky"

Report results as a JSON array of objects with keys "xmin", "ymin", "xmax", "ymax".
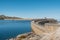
[{"xmin": 0, "ymin": 0, "xmax": 60, "ymax": 19}]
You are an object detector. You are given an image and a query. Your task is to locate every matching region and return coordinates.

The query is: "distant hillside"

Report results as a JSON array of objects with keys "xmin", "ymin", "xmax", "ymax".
[{"xmin": 0, "ymin": 15, "xmax": 22, "ymax": 20}]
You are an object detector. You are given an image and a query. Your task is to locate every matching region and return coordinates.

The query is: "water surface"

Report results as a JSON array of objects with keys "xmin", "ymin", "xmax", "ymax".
[{"xmin": 0, "ymin": 20, "xmax": 31, "ymax": 40}]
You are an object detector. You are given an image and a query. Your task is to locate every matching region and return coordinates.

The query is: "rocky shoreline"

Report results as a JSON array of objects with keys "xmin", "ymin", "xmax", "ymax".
[
  {"xmin": 9, "ymin": 27, "xmax": 60, "ymax": 40},
  {"xmin": 9, "ymin": 32, "xmax": 41, "ymax": 40},
  {"xmin": 9, "ymin": 32, "xmax": 47, "ymax": 40}
]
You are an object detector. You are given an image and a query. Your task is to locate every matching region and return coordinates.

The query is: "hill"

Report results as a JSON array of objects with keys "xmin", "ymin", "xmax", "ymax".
[{"xmin": 0, "ymin": 15, "xmax": 22, "ymax": 20}]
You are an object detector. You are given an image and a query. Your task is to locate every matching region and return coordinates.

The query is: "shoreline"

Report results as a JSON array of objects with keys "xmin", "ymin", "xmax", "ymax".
[{"xmin": 9, "ymin": 32, "xmax": 41, "ymax": 40}]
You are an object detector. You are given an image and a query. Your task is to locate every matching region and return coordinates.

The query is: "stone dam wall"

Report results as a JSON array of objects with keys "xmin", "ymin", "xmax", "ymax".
[{"xmin": 31, "ymin": 21, "xmax": 60, "ymax": 35}]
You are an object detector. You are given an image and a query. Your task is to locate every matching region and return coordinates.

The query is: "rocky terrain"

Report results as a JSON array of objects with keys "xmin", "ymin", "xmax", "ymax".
[
  {"xmin": 9, "ymin": 27, "xmax": 60, "ymax": 40},
  {"xmin": 9, "ymin": 32, "xmax": 43, "ymax": 40},
  {"xmin": 15, "ymin": 32, "xmax": 42, "ymax": 40}
]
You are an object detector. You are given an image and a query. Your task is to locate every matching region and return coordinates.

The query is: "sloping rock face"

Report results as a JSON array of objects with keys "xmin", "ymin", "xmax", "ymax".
[
  {"xmin": 9, "ymin": 27, "xmax": 60, "ymax": 40},
  {"xmin": 14, "ymin": 32, "xmax": 48, "ymax": 40},
  {"xmin": 14, "ymin": 27, "xmax": 60, "ymax": 40}
]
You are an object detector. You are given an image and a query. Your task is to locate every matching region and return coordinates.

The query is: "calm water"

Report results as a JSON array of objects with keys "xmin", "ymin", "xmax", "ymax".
[{"xmin": 0, "ymin": 20, "xmax": 31, "ymax": 40}]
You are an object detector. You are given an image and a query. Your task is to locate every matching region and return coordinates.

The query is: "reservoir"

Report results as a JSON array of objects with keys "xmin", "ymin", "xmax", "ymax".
[{"xmin": 0, "ymin": 20, "xmax": 31, "ymax": 40}]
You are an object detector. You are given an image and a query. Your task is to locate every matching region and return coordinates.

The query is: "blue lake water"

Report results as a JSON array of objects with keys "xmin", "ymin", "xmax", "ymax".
[{"xmin": 0, "ymin": 20, "xmax": 31, "ymax": 40}]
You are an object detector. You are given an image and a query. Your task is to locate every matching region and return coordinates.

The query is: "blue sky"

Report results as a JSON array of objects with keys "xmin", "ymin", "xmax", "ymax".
[{"xmin": 0, "ymin": 0, "xmax": 60, "ymax": 19}]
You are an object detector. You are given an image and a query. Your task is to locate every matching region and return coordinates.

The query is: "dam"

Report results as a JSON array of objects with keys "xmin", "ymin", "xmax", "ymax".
[
  {"xmin": 9, "ymin": 18, "xmax": 60, "ymax": 40},
  {"xmin": 31, "ymin": 18, "xmax": 60, "ymax": 35}
]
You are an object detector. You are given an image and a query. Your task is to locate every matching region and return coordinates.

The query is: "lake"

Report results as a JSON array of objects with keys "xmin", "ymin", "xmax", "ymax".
[{"xmin": 0, "ymin": 20, "xmax": 31, "ymax": 40}]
